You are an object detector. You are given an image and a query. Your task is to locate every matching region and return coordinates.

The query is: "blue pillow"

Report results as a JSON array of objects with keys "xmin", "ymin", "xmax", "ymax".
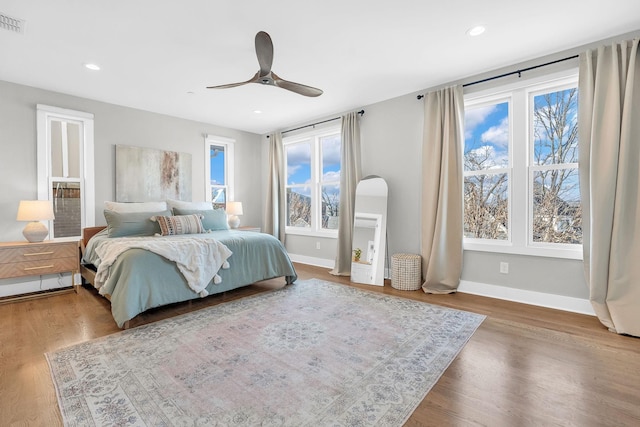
[
  {"xmin": 104, "ymin": 209, "xmax": 172, "ymax": 237},
  {"xmin": 172, "ymin": 208, "xmax": 229, "ymax": 231}
]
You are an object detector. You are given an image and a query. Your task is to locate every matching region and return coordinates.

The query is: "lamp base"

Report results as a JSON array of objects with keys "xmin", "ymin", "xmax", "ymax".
[
  {"xmin": 23, "ymin": 221, "xmax": 50, "ymax": 243},
  {"xmin": 228, "ymin": 215, "xmax": 241, "ymax": 229}
]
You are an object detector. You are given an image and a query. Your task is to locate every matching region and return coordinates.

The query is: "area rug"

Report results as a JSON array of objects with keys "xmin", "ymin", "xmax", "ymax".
[{"xmin": 47, "ymin": 278, "xmax": 485, "ymax": 426}]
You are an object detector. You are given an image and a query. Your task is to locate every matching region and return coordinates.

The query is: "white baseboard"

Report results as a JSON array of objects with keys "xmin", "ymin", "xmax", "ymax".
[
  {"xmin": 288, "ymin": 254, "xmax": 335, "ymax": 269},
  {"xmin": 0, "ymin": 274, "xmax": 73, "ymax": 298},
  {"xmin": 289, "ymin": 255, "xmax": 595, "ymax": 316},
  {"xmin": 458, "ymin": 280, "xmax": 595, "ymax": 316}
]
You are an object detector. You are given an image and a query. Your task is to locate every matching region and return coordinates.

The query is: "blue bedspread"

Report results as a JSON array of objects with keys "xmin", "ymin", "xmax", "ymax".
[{"xmin": 83, "ymin": 229, "xmax": 297, "ymax": 327}]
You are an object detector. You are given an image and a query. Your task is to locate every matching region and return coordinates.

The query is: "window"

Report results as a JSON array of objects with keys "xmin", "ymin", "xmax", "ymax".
[
  {"xmin": 284, "ymin": 126, "xmax": 341, "ymax": 236},
  {"xmin": 204, "ymin": 135, "xmax": 234, "ymax": 209},
  {"xmin": 530, "ymin": 87, "xmax": 580, "ymax": 245},
  {"xmin": 37, "ymin": 105, "xmax": 95, "ymax": 239},
  {"xmin": 463, "ymin": 73, "xmax": 581, "ymax": 259},
  {"xmin": 464, "ymin": 99, "xmax": 510, "ymax": 241}
]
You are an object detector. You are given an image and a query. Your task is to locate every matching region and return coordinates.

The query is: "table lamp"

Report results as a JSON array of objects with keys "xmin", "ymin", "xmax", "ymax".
[
  {"xmin": 16, "ymin": 200, "xmax": 55, "ymax": 242},
  {"xmin": 226, "ymin": 201, "xmax": 243, "ymax": 229}
]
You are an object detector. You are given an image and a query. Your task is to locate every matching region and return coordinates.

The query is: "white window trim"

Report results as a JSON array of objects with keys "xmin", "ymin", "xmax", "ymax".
[
  {"xmin": 204, "ymin": 135, "xmax": 235, "ymax": 204},
  {"xmin": 462, "ymin": 70, "xmax": 582, "ymax": 260},
  {"xmin": 283, "ymin": 125, "xmax": 341, "ymax": 238},
  {"xmin": 36, "ymin": 104, "xmax": 95, "ymax": 239}
]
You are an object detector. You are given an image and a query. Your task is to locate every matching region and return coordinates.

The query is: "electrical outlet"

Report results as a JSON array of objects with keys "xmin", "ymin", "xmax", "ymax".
[
  {"xmin": 499, "ymin": 262, "xmax": 509, "ymax": 274},
  {"xmin": 316, "ymin": 241, "xmax": 321, "ymax": 250}
]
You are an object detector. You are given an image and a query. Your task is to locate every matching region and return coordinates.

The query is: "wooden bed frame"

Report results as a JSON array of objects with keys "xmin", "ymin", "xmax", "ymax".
[{"xmin": 79, "ymin": 226, "xmax": 106, "ymax": 288}]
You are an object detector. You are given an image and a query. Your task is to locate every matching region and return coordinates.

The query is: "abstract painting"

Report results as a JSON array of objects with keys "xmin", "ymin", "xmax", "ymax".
[{"xmin": 115, "ymin": 144, "xmax": 192, "ymax": 202}]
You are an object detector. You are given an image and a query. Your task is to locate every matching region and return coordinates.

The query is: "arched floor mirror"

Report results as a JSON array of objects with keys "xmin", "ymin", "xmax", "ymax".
[{"xmin": 351, "ymin": 176, "xmax": 388, "ymax": 286}]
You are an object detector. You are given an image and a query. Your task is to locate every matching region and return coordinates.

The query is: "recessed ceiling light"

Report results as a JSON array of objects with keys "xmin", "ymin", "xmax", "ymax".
[
  {"xmin": 84, "ymin": 63, "xmax": 101, "ymax": 71},
  {"xmin": 466, "ymin": 25, "xmax": 486, "ymax": 37},
  {"xmin": 253, "ymin": 110, "xmax": 262, "ymax": 114}
]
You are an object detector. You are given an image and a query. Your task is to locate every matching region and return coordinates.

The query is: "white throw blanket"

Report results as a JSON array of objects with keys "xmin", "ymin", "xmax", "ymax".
[{"xmin": 94, "ymin": 236, "xmax": 232, "ymax": 297}]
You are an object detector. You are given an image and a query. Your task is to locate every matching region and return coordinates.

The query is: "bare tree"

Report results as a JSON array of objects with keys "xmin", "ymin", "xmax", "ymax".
[
  {"xmin": 464, "ymin": 88, "xmax": 581, "ymax": 244},
  {"xmin": 463, "ymin": 144, "xmax": 509, "ymax": 240},
  {"xmin": 321, "ymin": 187, "xmax": 339, "ymax": 228},
  {"xmin": 287, "ymin": 190, "xmax": 311, "ymax": 227},
  {"xmin": 532, "ymin": 88, "xmax": 581, "ymax": 244}
]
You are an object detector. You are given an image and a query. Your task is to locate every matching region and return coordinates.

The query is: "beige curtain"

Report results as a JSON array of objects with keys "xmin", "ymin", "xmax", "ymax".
[
  {"xmin": 421, "ymin": 86, "xmax": 464, "ymax": 293},
  {"xmin": 264, "ymin": 132, "xmax": 286, "ymax": 243},
  {"xmin": 578, "ymin": 39, "xmax": 640, "ymax": 337},
  {"xmin": 330, "ymin": 112, "xmax": 362, "ymax": 276}
]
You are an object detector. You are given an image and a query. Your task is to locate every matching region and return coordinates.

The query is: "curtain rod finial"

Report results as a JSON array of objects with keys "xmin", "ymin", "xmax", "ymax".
[{"xmin": 417, "ymin": 94, "xmax": 424, "ymax": 100}]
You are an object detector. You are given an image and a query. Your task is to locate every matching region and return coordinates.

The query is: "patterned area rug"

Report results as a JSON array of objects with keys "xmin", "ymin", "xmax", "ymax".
[{"xmin": 47, "ymin": 278, "xmax": 485, "ymax": 426}]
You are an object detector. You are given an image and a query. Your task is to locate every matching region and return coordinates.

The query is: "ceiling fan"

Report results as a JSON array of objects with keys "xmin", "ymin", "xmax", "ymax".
[{"xmin": 207, "ymin": 31, "xmax": 323, "ymax": 97}]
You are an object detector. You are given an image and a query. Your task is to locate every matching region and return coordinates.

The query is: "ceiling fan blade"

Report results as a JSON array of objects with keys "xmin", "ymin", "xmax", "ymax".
[
  {"xmin": 207, "ymin": 72, "xmax": 261, "ymax": 89},
  {"xmin": 255, "ymin": 31, "xmax": 274, "ymax": 76},
  {"xmin": 272, "ymin": 72, "xmax": 323, "ymax": 97}
]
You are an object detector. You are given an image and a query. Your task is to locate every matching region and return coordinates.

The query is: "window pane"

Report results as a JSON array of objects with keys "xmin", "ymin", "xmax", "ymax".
[
  {"xmin": 210, "ymin": 145, "xmax": 226, "ymax": 185},
  {"xmin": 66, "ymin": 123, "xmax": 81, "ymax": 178},
  {"xmin": 51, "ymin": 120, "xmax": 63, "ymax": 177},
  {"xmin": 50, "ymin": 121, "xmax": 81, "ymax": 179},
  {"xmin": 321, "ymin": 184, "xmax": 340, "ymax": 229},
  {"xmin": 321, "ymin": 134, "xmax": 341, "ymax": 181},
  {"xmin": 287, "ymin": 187, "xmax": 311, "ymax": 228},
  {"xmin": 286, "ymin": 142, "xmax": 311, "ymax": 185},
  {"xmin": 533, "ymin": 88, "xmax": 578, "ymax": 166},
  {"xmin": 52, "ymin": 182, "xmax": 81, "ymax": 238},
  {"xmin": 211, "ymin": 186, "xmax": 226, "ymax": 207},
  {"xmin": 532, "ymin": 169, "xmax": 581, "ymax": 244},
  {"xmin": 464, "ymin": 102, "xmax": 509, "ymax": 171},
  {"xmin": 464, "ymin": 173, "xmax": 508, "ymax": 240}
]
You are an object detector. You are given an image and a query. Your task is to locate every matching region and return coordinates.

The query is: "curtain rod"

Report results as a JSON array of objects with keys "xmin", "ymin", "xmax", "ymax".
[
  {"xmin": 416, "ymin": 54, "xmax": 579, "ymax": 100},
  {"xmin": 267, "ymin": 109, "xmax": 365, "ymax": 138}
]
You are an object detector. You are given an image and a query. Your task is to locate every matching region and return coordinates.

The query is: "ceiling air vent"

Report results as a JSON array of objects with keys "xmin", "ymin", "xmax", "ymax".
[{"xmin": 0, "ymin": 12, "xmax": 25, "ymax": 34}]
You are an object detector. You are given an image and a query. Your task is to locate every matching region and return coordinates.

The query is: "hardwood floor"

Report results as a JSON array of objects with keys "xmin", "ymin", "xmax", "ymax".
[{"xmin": 1, "ymin": 263, "xmax": 638, "ymax": 426}]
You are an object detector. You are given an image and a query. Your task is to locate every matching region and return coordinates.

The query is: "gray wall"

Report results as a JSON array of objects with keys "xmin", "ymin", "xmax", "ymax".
[
  {"xmin": 0, "ymin": 80, "xmax": 263, "ymax": 243},
  {"xmin": 276, "ymin": 30, "xmax": 640, "ymax": 301},
  {"xmin": 281, "ymin": 84, "xmax": 589, "ymax": 299}
]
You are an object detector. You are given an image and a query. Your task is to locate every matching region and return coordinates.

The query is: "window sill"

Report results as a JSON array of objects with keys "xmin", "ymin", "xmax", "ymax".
[
  {"xmin": 285, "ymin": 228, "xmax": 338, "ymax": 239},
  {"xmin": 463, "ymin": 241, "xmax": 583, "ymax": 260}
]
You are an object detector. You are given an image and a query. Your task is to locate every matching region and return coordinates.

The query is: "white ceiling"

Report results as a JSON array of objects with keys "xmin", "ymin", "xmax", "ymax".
[{"xmin": 1, "ymin": 1, "xmax": 639, "ymax": 135}]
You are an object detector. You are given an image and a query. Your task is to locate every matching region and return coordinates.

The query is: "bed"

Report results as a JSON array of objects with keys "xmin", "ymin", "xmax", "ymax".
[{"xmin": 80, "ymin": 226, "xmax": 297, "ymax": 328}]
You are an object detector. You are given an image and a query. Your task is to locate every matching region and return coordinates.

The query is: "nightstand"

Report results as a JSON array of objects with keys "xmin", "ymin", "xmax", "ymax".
[
  {"xmin": 237, "ymin": 226, "xmax": 261, "ymax": 233},
  {"xmin": 0, "ymin": 240, "xmax": 79, "ymax": 302}
]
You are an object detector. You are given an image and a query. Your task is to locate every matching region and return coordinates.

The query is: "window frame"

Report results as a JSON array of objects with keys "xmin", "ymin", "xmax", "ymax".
[
  {"xmin": 36, "ymin": 104, "xmax": 95, "ymax": 240},
  {"xmin": 462, "ymin": 70, "xmax": 582, "ymax": 260},
  {"xmin": 463, "ymin": 94, "xmax": 513, "ymax": 245},
  {"xmin": 527, "ymin": 82, "xmax": 580, "ymax": 252},
  {"xmin": 283, "ymin": 125, "xmax": 341, "ymax": 238},
  {"xmin": 204, "ymin": 134, "xmax": 235, "ymax": 208}
]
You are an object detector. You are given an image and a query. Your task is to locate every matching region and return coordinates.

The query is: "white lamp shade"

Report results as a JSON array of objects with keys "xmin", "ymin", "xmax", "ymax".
[
  {"xmin": 226, "ymin": 201, "xmax": 243, "ymax": 216},
  {"xmin": 17, "ymin": 200, "xmax": 55, "ymax": 221},
  {"xmin": 17, "ymin": 200, "xmax": 54, "ymax": 242},
  {"xmin": 226, "ymin": 201, "xmax": 243, "ymax": 229}
]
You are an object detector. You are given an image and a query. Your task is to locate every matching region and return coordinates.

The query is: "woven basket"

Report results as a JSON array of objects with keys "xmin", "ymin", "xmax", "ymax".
[{"xmin": 391, "ymin": 253, "xmax": 422, "ymax": 291}]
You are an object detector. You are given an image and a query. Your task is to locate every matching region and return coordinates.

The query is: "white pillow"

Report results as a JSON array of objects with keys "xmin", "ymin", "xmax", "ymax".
[
  {"xmin": 104, "ymin": 201, "xmax": 168, "ymax": 213},
  {"xmin": 166, "ymin": 199, "xmax": 213, "ymax": 211}
]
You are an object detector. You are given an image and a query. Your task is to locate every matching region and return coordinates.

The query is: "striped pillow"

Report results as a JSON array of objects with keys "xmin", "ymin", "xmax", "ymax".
[{"xmin": 151, "ymin": 214, "xmax": 205, "ymax": 236}]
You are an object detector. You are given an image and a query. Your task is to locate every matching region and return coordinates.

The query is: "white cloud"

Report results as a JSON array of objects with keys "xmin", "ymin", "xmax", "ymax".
[
  {"xmin": 468, "ymin": 145, "xmax": 509, "ymax": 169},
  {"xmin": 322, "ymin": 170, "xmax": 340, "ymax": 182},
  {"xmin": 321, "ymin": 136, "xmax": 341, "ymax": 166},
  {"xmin": 481, "ymin": 116, "xmax": 509, "ymax": 148},
  {"xmin": 465, "ymin": 104, "xmax": 497, "ymax": 139},
  {"xmin": 286, "ymin": 143, "xmax": 311, "ymax": 165}
]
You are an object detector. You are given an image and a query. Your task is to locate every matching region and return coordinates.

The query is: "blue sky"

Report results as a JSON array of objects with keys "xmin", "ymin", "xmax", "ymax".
[
  {"xmin": 209, "ymin": 145, "xmax": 225, "ymax": 184},
  {"xmin": 286, "ymin": 135, "xmax": 341, "ymax": 195},
  {"xmin": 464, "ymin": 101, "xmax": 509, "ymax": 170}
]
